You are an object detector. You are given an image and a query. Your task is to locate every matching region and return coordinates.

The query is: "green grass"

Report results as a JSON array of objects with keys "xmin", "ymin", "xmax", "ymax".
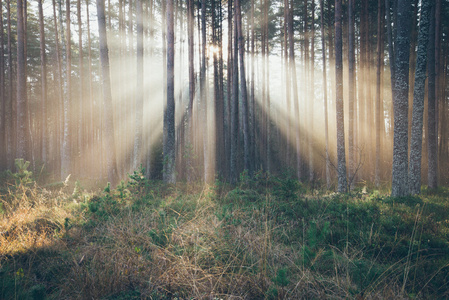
[{"xmin": 1, "ymin": 169, "xmax": 448, "ymax": 299}]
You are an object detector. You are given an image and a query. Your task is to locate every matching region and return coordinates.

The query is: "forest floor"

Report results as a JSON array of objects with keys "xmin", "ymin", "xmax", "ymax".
[{"xmin": 1, "ymin": 167, "xmax": 449, "ymax": 299}]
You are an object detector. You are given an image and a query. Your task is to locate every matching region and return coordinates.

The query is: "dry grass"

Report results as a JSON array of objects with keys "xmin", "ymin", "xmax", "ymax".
[{"xmin": 1, "ymin": 177, "xmax": 448, "ymax": 299}]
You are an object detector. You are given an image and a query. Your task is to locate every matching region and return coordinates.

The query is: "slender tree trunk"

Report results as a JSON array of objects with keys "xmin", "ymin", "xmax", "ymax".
[
  {"xmin": 375, "ymin": 0, "xmax": 383, "ymax": 187},
  {"xmin": 86, "ymin": 0, "xmax": 95, "ymax": 177},
  {"xmin": 235, "ymin": 0, "xmax": 250, "ymax": 173},
  {"xmin": 409, "ymin": 0, "xmax": 431, "ymax": 195},
  {"xmin": 289, "ymin": 0, "xmax": 300, "ymax": 180},
  {"xmin": 199, "ymin": 0, "xmax": 209, "ymax": 182},
  {"xmin": 164, "ymin": 0, "xmax": 176, "ymax": 183},
  {"xmin": 16, "ymin": 0, "xmax": 28, "ymax": 161},
  {"xmin": 213, "ymin": 0, "xmax": 225, "ymax": 178},
  {"xmin": 52, "ymin": 0, "xmax": 63, "ymax": 177},
  {"xmin": 335, "ymin": 0, "xmax": 347, "ymax": 192},
  {"xmin": 227, "ymin": 0, "xmax": 234, "ymax": 181},
  {"xmin": 348, "ymin": 0, "xmax": 355, "ymax": 188},
  {"xmin": 385, "ymin": 0, "xmax": 395, "ymax": 105},
  {"xmin": 231, "ymin": 1, "xmax": 240, "ymax": 183},
  {"xmin": 61, "ymin": 0, "xmax": 72, "ymax": 178},
  {"xmin": 0, "ymin": 1, "xmax": 6, "ymax": 170},
  {"xmin": 187, "ymin": 0, "xmax": 195, "ymax": 181},
  {"xmin": 435, "ymin": 0, "xmax": 442, "ymax": 178},
  {"xmin": 320, "ymin": 0, "xmax": 330, "ymax": 189},
  {"xmin": 77, "ymin": 0, "xmax": 84, "ymax": 173},
  {"xmin": 38, "ymin": 0, "xmax": 47, "ymax": 165},
  {"xmin": 96, "ymin": 0, "xmax": 119, "ymax": 185},
  {"xmin": 6, "ymin": 0, "xmax": 14, "ymax": 170},
  {"xmin": 309, "ymin": 0, "xmax": 315, "ymax": 182},
  {"xmin": 427, "ymin": 2, "xmax": 437, "ymax": 190},
  {"xmin": 251, "ymin": 0, "xmax": 256, "ymax": 170},
  {"xmin": 391, "ymin": 0, "xmax": 411, "ymax": 197},
  {"xmin": 284, "ymin": 0, "xmax": 290, "ymax": 166},
  {"xmin": 133, "ymin": 0, "xmax": 144, "ymax": 171}
]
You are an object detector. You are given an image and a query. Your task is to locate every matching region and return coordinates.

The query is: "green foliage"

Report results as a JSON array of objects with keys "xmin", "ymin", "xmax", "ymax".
[
  {"xmin": 273, "ymin": 267, "xmax": 289, "ymax": 287},
  {"xmin": 273, "ymin": 172, "xmax": 302, "ymax": 201},
  {"xmin": 7, "ymin": 159, "xmax": 33, "ymax": 187},
  {"xmin": 2, "ymin": 174, "xmax": 449, "ymax": 299}
]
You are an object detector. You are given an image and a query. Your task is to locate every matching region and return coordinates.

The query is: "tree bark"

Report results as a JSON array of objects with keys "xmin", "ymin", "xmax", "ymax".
[
  {"xmin": 289, "ymin": 0, "xmax": 301, "ymax": 180},
  {"xmin": 235, "ymin": 0, "xmax": 251, "ymax": 173},
  {"xmin": 186, "ymin": 0, "xmax": 195, "ymax": 181},
  {"xmin": 61, "ymin": 0, "xmax": 72, "ymax": 178},
  {"xmin": 409, "ymin": 0, "xmax": 431, "ymax": 195},
  {"xmin": 86, "ymin": 0, "xmax": 95, "ymax": 177},
  {"xmin": 320, "ymin": 0, "xmax": 330, "ymax": 189},
  {"xmin": 6, "ymin": 0, "xmax": 14, "ymax": 170},
  {"xmin": 16, "ymin": 0, "xmax": 28, "ymax": 161},
  {"xmin": 133, "ymin": 0, "xmax": 144, "ymax": 171},
  {"xmin": 77, "ymin": 0, "xmax": 84, "ymax": 173},
  {"xmin": 52, "ymin": 0, "xmax": 63, "ymax": 177},
  {"xmin": 391, "ymin": 0, "xmax": 411, "ymax": 197},
  {"xmin": 38, "ymin": 0, "xmax": 48, "ymax": 165},
  {"xmin": 427, "ymin": 2, "xmax": 437, "ymax": 190},
  {"xmin": 96, "ymin": 0, "xmax": 119, "ymax": 185},
  {"xmin": 348, "ymin": 0, "xmax": 355, "ymax": 188},
  {"xmin": 375, "ymin": 0, "xmax": 384, "ymax": 187},
  {"xmin": 335, "ymin": 0, "xmax": 347, "ymax": 192},
  {"xmin": 0, "ymin": 0, "xmax": 5, "ymax": 170},
  {"xmin": 164, "ymin": 0, "xmax": 176, "ymax": 183}
]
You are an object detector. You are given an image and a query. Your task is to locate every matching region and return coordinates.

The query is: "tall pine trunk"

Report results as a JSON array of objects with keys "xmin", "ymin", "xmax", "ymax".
[
  {"xmin": 16, "ymin": 0, "xmax": 28, "ymax": 161},
  {"xmin": 375, "ymin": 0, "xmax": 384, "ymax": 187},
  {"xmin": 348, "ymin": 0, "xmax": 355, "ymax": 188},
  {"xmin": 409, "ymin": 0, "xmax": 431, "ymax": 194},
  {"xmin": 0, "ymin": 1, "xmax": 6, "ymax": 170},
  {"xmin": 335, "ymin": 0, "xmax": 347, "ymax": 192},
  {"xmin": 289, "ymin": 0, "xmax": 300, "ymax": 180},
  {"xmin": 96, "ymin": 0, "xmax": 119, "ymax": 185},
  {"xmin": 427, "ymin": 2, "xmax": 437, "ymax": 190},
  {"xmin": 235, "ymin": 0, "xmax": 250, "ymax": 173},
  {"xmin": 38, "ymin": 0, "xmax": 48, "ymax": 165},
  {"xmin": 164, "ymin": 0, "xmax": 176, "ymax": 183},
  {"xmin": 320, "ymin": 0, "xmax": 330, "ymax": 189},
  {"xmin": 391, "ymin": 0, "xmax": 411, "ymax": 197},
  {"xmin": 133, "ymin": 0, "xmax": 144, "ymax": 171}
]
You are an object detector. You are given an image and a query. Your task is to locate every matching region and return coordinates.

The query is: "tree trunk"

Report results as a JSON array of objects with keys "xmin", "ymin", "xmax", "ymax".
[
  {"xmin": 186, "ymin": 0, "xmax": 195, "ymax": 181},
  {"xmin": 320, "ymin": 0, "xmax": 330, "ymax": 189},
  {"xmin": 133, "ymin": 0, "xmax": 144, "ymax": 171},
  {"xmin": 77, "ymin": 0, "xmax": 84, "ymax": 173},
  {"xmin": 309, "ymin": 0, "xmax": 315, "ymax": 182},
  {"xmin": 86, "ymin": 0, "xmax": 95, "ymax": 177},
  {"xmin": 284, "ymin": 0, "xmax": 290, "ymax": 166},
  {"xmin": 6, "ymin": 0, "xmax": 14, "ymax": 170},
  {"xmin": 375, "ymin": 0, "xmax": 383, "ymax": 187},
  {"xmin": 289, "ymin": 0, "xmax": 301, "ymax": 180},
  {"xmin": 235, "ymin": 0, "xmax": 250, "ymax": 173},
  {"xmin": 409, "ymin": 0, "xmax": 431, "ymax": 195},
  {"xmin": 391, "ymin": 0, "xmax": 411, "ymax": 197},
  {"xmin": 427, "ymin": 2, "xmax": 437, "ymax": 190},
  {"xmin": 16, "ymin": 0, "xmax": 28, "ymax": 161},
  {"xmin": 230, "ymin": 0, "xmax": 240, "ymax": 183},
  {"xmin": 96, "ymin": 0, "xmax": 119, "ymax": 185},
  {"xmin": 385, "ymin": 0, "xmax": 396, "ymax": 106},
  {"xmin": 61, "ymin": 0, "xmax": 72, "ymax": 178},
  {"xmin": 164, "ymin": 0, "xmax": 176, "ymax": 183},
  {"xmin": 52, "ymin": 0, "xmax": 63, "ymax": 177},
  {"xmin": 0, "ymin": 1, "xmax": 5, "ymax": 170},
  {"xmin": 335, "ymin": 0, "xmax": 347, "ymax": 192},
  {"xmin": 38, "ymin": 0, "xmax": 48, "ymax": 165},
  {"xmin": 348, "ymin": 0, "xmax": 355, "ymax": 188}
]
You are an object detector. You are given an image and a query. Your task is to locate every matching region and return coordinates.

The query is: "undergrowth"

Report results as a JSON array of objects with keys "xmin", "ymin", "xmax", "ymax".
[{"xmin": 0, "ymin": 165, "xmax": 448, "ymax": 299}]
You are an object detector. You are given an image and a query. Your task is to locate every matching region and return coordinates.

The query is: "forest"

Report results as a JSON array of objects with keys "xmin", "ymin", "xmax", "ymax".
[{"xmin": 1, "ymin": 0, "xmax": 449, "ymax": 299}]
